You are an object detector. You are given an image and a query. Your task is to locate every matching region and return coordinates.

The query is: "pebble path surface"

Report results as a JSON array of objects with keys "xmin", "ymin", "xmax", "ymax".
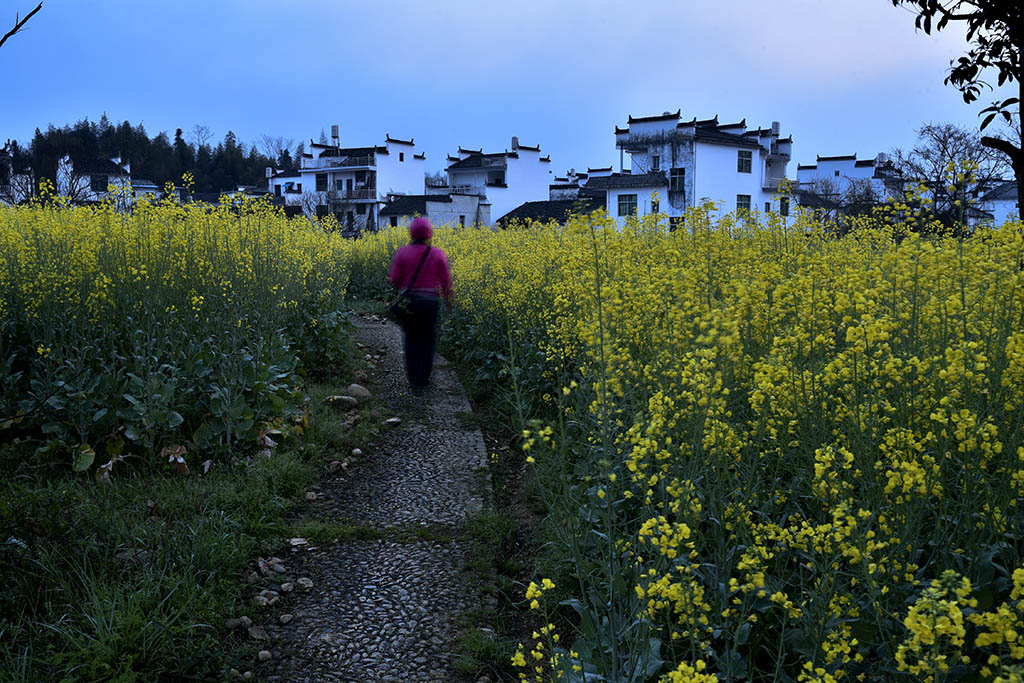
[{"xmin": 264, "ymin": 315, "xmax": 492, "ymax": 682}]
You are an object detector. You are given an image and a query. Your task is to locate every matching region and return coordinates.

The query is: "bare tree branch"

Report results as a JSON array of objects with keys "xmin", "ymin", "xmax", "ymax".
[{"xmin": 0, "ymin": 2, "xmax": 43, "ymax": 51}]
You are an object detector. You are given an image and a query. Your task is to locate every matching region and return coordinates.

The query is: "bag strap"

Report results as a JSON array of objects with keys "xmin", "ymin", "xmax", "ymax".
[{"xmin": 405, "ymin": 246, "xmax": 432, "ymax": 291}]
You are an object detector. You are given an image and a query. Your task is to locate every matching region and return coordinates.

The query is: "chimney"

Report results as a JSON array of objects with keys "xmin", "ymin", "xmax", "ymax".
[
  {"xmin": 771, "ymin": 121, "xmax": 781, "ymax": 135},
  {"xmin": 511, "ymin": 136, "xmax": 519, "ymax": 150}
]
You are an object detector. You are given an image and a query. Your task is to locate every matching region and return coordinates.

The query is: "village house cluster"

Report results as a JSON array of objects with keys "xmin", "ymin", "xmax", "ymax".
[{"xmin": 2, "ymin": 111, "xmax": 1019, "ymax": 230}]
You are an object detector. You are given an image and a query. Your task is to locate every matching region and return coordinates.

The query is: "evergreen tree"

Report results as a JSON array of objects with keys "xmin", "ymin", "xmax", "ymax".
[
  {"xmin": 172, "ymin": 128, "xmax": 194, "ymax": 182},
  {"xmin": 276, "ymin": 146, "xmax": 293, "ymax": 170}
]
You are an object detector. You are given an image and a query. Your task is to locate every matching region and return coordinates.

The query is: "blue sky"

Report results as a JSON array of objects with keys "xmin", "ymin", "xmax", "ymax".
[{"xmin": 0, "ymin": 0, "xmax": 1011, "ymax": 175}]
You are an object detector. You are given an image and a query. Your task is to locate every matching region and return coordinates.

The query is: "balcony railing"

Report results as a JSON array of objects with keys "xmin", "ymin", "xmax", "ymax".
[
  {"xmin": 762, "ymin": 177, "xmax": 786, "ymax": 191},
  {"xmin": 305, "ymin": 155, "xmax": 375, "ymax": 170},
  {"xmin": 449, "ymin": 184, "xmax": 485, "ymax": 195},
  {"xmin": 328, "ymin": 187, "xmax": 377, "ymax": 200}
]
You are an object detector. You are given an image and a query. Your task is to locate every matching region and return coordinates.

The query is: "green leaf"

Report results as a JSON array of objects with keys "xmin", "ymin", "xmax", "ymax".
[
  {"xmin": 73, "ymin": 443, "xmax": 95, "ymax": 472},
  {"xmin": 193, "ymin": 422, "xmax": 215, "ymax": 445},
  {"xmin": 41, "ymin": 421, "xmax": 64, "ymax": 435},
  {"xmin": 166, "ymin": 411, "xmax": 184, "ymax": 428}
]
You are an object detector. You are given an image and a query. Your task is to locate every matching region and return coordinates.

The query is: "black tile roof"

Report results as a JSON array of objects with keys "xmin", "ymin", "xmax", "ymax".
[
  {"xmin": 983, "ymin": 180, "xmax": 1018, "ymax": 202},
  {"xmin": 447, "ymin": 152, "xmax": 510, "ymax": 170},
  {"xmin": 379, "ymin": 194, "xmax": 453, "ymax": 216},
  {"xmin": 854, "ymin": 160, "xmax": 876, "ymax": 168},
  {"xmin": 413, "ymin": 153, "xmax": 425, "ymax": 160},
  {"xmin": 458, "ymin": 147, "xmax": 482, "ymax": 155},
  {"xmin": 716, "ymin": 119, "xmax": 746, "ymax": 130},
  {"xmin": 615, "ymin": 126, "xmax": 629, "ymax": 135},
  {"xmin": 540, "ymin": 155, "xmax": 550, "ymax": 162},
  {"xmin": 795, "ymin": 189, "xmax": 838, "ymax": 209},
  {"xmin": 549, "ymin": 183, "xmax": 581, "ymax": 190},
  {"xmin": 131, "ymin": 179, "xmax": 158, "ymax": 187},
  {"xmin": 628, "ymin": 109, "xmax": 681, "ymax": 124},
  {"xmin": 271, "ymin": 169, "xmax": 300, "ymax": 178},
  {"xmin": 497, "ymin": 197, "xmax": 603, "ymax": 226},
  {"xmin": 584, "ymin": 172, "xmax": 668, "ymax": 190},
  {"xmin": 385, "ymin": 134, "xmax": 415, "ymax": 146},
  {"xmin": 74, "ymin": 158, "xmax": 129, "ymax": 175},
  {"xmin": 797, "ymin": 164, "xmax": 818, "ymax": 170},
  {"xmin": 694, "ymin": 129, "xmax": 761, "ymax": 149},
  {"xmin": 817, "ymin": 154, "xmax": 857, "ymax": 162},
  {"xmin": 587, "ymin": 166, "xmax": 612, "ymax": 173},
  {"xmin": 516, "ymin": 143, "xmax": 540, "ymax": 152}
]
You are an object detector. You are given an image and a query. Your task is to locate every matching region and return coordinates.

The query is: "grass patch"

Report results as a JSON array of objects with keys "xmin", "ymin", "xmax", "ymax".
[{"xmin": 0, "ymin": 358, "xmax": 369, "ymax": 682}]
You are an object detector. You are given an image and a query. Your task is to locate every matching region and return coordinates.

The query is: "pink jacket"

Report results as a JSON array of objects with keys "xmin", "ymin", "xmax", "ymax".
[{"xmin": 388, "ymin": 243, "xmax": 453, "ymax": 303}]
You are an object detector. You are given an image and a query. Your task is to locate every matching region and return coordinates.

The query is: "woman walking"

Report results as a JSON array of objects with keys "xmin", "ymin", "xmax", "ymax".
[{"xmin": 388, "ymin": 217, "xmax": 453, "ymax": 394}]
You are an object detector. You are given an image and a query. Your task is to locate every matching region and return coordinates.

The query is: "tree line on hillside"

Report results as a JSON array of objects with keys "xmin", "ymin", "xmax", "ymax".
[{"xmin": 3, "ymin": 115, "xmax": 304, "ymax": 195}]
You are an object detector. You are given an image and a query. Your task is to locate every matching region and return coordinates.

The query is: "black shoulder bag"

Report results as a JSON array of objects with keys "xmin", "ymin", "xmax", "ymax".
[{"xmin": 387, "ymin": 246, "xmax": 431, "ymax": 321}]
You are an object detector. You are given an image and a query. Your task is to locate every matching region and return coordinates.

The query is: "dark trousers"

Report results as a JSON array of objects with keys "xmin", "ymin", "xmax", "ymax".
[{"xmin": 401, "ymin": 294, "xmax": 440, "ymax": 388}]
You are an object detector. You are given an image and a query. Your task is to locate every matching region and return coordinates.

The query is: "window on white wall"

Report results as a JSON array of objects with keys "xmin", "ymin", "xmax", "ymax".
[
  {"xmin": 737, "ymin": 151, "xmax": 752, "ymax": 174},
  {"xmin": 400, "ymin": 152, "xmax": 405, "ymax": 162},
  {"xmin": 780, "ymin": 197, "xmax": 789, "ymax": 217},
  {"xmin": 618, "ymin": 194, "xmax": 637, "ymax": 216},
  {"xmin": 651, "ymin": 155, "xmax": 660, "ymax": 172},
  {"xmin": 736, "ymin": 194, "xmax": 751, "ymax": 212},
  {"xmin": 669, "ymin": 168, "xmax": 685, "ymax": 193},
  {"xmin": 651, "ymin": 199, "xmax": 660, "ymax": 214}
]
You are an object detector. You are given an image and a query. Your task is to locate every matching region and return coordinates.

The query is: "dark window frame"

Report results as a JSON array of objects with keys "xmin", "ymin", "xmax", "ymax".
[
  {"xmin": 617, "ymin": 193, "xmax": 638, "ymax": 216},
  {"xmin": 669, "ymin": 168, "xmax": 685, "ymax": 193},
  {"xmin": 737, "ymin": 150, "xmax": 752, "ymax": 174}
]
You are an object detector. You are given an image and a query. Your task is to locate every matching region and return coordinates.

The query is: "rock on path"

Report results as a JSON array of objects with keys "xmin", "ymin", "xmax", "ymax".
[{"xmin": 267, "ymin": 316, "xmax": 491, "ymax": 682}]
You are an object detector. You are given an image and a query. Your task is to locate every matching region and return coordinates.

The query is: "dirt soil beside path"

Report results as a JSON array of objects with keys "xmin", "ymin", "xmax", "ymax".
[{"xmin": 260, "ymin": 315, "xmax": 493, "ymax": 682}]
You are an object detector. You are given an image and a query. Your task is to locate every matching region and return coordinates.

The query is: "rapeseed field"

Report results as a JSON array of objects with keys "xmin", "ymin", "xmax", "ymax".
[{"xmin": 351, "ymin": 204, "xmax": 1024, "ymax": 681}]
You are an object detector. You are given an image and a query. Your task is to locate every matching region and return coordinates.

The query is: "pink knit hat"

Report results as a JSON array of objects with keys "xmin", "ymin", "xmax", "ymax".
[{"xmin": 409, "ymin": 217, "xmax": 433, "ymax": 241}]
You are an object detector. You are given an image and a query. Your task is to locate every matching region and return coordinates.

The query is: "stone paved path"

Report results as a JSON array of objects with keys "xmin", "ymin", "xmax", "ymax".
[{"xmin": 265, "ymin": 315, "xmax": 491, "ymax": 682}]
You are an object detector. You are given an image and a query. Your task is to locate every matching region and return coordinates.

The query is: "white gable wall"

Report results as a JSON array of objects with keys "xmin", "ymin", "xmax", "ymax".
[
  {"xmin": 493, "ymin": 151, "xmax": 551, "ymax": 222},
  {"xmin": 693, "ymin": 142, "xmax": 766, "ymax": 213},
  {"xmin": 377, "ymin": 141, "xmax": 425, "ymax": 197}
]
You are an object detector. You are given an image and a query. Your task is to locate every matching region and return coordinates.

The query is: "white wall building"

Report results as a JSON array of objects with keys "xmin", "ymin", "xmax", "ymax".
[
  {"xmin": 268, "ymin": 169, "xmax": 303, "ymax": 198},
  {"xmin": 444, "ymin": 137, "xmax": 552, "ymax": 225},
  {"xmin": 379, "ymin": 193, "xmax": 490, "ymax": 228},
  {"xmin": 979, "ymin": 181, "xmax": 1020, "ymax": 226},
  {"xmin": 796, "ymin": 154, "xmax": 902, "ymax": 203},
  {"xmin": 131, "ymin": 179, "xmax": 161, "ymax": 201},
  {"xmin": 56, "ymin": 155, "xmax": 131, "ymax": 204},
  {"xmin": 602, "ymin": 110, "xmax": 794, "ymax": 228},
  {"xmin": 296, "ymin": 132, "xmax": 426, "ymax": 233}
]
